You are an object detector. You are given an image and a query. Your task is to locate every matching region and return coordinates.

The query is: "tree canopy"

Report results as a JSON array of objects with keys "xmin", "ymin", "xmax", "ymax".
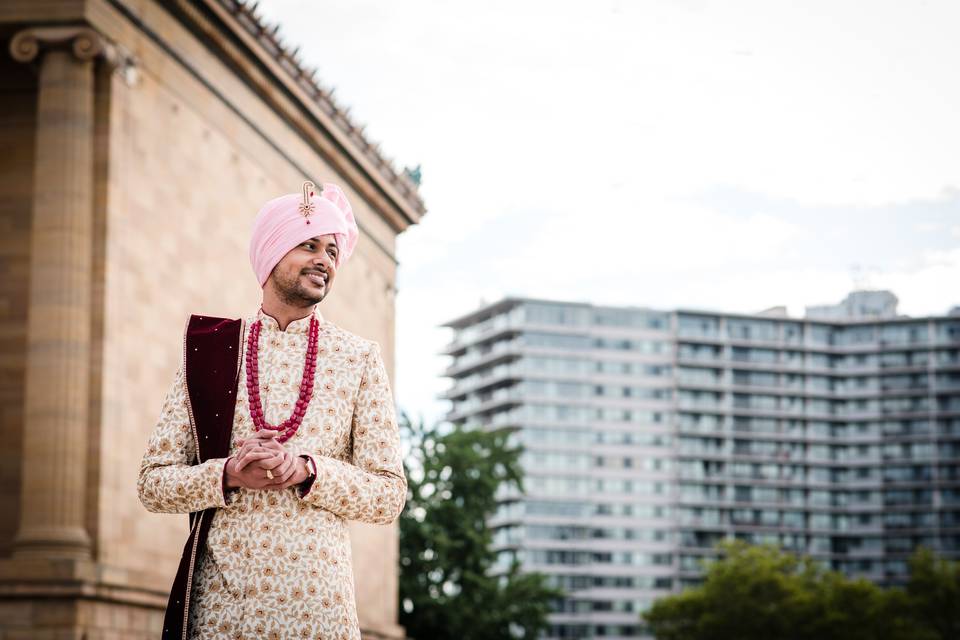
[
  {"xmin": 398, "ymin": 417, "xmax": 561, "ymax": 640},
  {"xmin": 644, "ymin": 541, "xmax": 959, "ymax": 640}
]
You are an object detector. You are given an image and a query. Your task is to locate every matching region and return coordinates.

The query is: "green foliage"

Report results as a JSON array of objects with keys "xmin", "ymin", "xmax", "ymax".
[
  {"xmin": 906, "ymin": 547, "xmax": 960, "ymax": 640},
  {"xmin": 644, "ymin": 542, "xmax": 957, "ymax": 640},
  {"xmin": 398, "ymin": 416, "xmax": 561, "ymax": 640}
]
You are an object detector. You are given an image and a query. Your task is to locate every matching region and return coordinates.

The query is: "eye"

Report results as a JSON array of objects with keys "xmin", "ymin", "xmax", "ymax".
[{"xmin": 302, "ymin": 242, "xmax": 316, "ymax": 250}]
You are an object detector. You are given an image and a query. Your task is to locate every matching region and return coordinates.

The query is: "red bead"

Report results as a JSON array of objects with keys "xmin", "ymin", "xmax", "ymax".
[{"xmin": 243, "ymin": 316, "xmax": 317, "ymax": 440}]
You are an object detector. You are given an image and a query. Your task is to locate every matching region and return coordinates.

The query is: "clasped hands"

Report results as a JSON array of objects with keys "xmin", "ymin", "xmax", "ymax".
[{"xmin": 224, "ymin": 429, "xmax": 309, "ymax": 491}]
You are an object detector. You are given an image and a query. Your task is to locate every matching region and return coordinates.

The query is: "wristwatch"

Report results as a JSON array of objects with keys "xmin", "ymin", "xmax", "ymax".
[
  {"xmin": 297, "ymin": 455, "xmax": 318, "ymax": 497},
  {"xmin": 301, "ymin": 455, "xmax": 317, "ymax": 482}
]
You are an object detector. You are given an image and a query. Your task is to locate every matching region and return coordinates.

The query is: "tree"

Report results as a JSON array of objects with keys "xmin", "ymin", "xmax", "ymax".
[
  {"xmin": 643, "ymin": 542, "xmax": 947, "ymax": 640},
  {"xmin": 905, "ymin": 547, "xmax": 960, "ymax": 640},
  {"xmin": 398, "ymin": 416, "xmax": 561, "ymax": 639}
]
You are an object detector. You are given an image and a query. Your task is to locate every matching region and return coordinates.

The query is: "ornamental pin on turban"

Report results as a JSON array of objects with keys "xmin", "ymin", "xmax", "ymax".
[{"xmin": 249, "ymin": 181, "xmax": 358, "ymax": 287}]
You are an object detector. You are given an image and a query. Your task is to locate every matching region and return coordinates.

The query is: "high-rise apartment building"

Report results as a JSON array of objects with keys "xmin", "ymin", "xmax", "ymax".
[{"xmin": 442, "ymin": 292, "xmax": 960, "ymax": 639}]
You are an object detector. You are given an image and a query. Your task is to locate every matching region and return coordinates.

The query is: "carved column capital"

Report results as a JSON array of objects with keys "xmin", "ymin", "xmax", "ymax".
[
  {"xmin": 10, "ymin": 25, "xmax": 140, "ymax": 86},
  {"xmin": 10, "ymin": 25, "xmax": 112, "ymax": 63}
]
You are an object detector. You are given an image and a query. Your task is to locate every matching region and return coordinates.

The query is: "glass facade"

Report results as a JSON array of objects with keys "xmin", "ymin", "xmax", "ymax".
[
  {"xmin": 674, "ymin": 312, "xmax": 960, "ymax": 589},
  {"xmin": 444, "ymin": 298, "xmax": 960, "ymax": 639}
]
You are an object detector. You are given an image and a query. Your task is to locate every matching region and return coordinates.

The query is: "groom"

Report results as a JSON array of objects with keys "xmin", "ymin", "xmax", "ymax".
[{"xmin": 138, "ymin": 181, "xmax": 406, "ymax": 639}]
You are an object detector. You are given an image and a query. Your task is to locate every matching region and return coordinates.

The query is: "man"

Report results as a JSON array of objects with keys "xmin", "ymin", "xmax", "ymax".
[{"xmin": 138, "ymin": 181, "xmax": 406, "ymax": 640}]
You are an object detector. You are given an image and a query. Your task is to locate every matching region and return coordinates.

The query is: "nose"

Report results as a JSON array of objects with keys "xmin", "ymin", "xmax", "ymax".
[{"xmin": 312, "ymin": 251, "xmax": 333, "ymax": 270}]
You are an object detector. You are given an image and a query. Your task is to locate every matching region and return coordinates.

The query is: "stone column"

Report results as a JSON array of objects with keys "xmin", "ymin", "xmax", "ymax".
[{"xmin": 8, "ymin": 26, "xmax": 114, "ymax": 560}]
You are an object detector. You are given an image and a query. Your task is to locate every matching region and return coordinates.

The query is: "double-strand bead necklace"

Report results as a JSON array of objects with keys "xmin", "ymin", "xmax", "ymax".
[{"xmin": 245, "ymin": 314, "xmax": 319, "ymax": 443}]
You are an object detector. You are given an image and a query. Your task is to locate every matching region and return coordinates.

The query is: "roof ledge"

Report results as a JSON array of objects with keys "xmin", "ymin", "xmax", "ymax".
[{"xmin": 193, "ymin": 0, "xmax": 426, "ymax": 231}]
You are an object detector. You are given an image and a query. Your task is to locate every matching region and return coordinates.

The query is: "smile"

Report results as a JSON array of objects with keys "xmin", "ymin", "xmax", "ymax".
[{"xmin": 305, "ymin": 273, "xmax": 327, "ymax": 287}]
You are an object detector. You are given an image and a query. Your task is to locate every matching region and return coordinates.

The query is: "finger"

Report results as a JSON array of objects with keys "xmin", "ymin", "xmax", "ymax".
[
  {"xmin": 234, "ymin": 445, "xmax": 260, "ymax": 462},
  {"xmin": 277, "ymin": 454, "xmax": 297, "ymax": 483},
  {"xmin": 235, "ymin": 440, "xmax": 264, "ymax": 456},
  {"xmin": 259, "ymin": 450, "xmax": 286, "ymax": 466},
  {"xmin": 240, "ymin": 442, "xmax": 276, "ymax": 455},
  {"xmin": 248, "ymin": 429, "xmax": 279, "ymax": 441},
  {"xmin": 258, "ymin": 439, "xmax": 286, "ymax": 453},
  {"xmin": 234, "ymin": 452, "xmax": 253, "ymax": 472},
  {"xmin": 275, "ymin": 466, "xmax": 296, "ymax": 485},
  {"xmin": 237, "ymin": 449, "xmax": 275, "ymax": 464},
  {"xmin": 235, "ymin": 450, "xmax": 275, "ymax": 471},
  {"xmin": 264, "ymin": 469, "xmax": 291, "ymax": 488},
  {"xmin": 246, "ymin": 437, "xmax": 284, "ymax": 456},
  {"xmin": 267, "ymin": 454, "xmax": 294, "ymax": 485},
  {"xmin": 253, "ymin": 452, "xmax": 285, "ymax": 470}
]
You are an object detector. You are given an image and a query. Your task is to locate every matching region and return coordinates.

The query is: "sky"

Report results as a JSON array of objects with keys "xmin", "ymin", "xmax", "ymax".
[{"xmin": 257, "ymin": 0, "xmax": 960, "ymax": 422}]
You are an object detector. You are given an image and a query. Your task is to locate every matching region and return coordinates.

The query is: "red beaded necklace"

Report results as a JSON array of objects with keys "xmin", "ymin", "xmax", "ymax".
[{"xmin": 245, "ymin": 313, "xmax": 319, "ymax": 443}]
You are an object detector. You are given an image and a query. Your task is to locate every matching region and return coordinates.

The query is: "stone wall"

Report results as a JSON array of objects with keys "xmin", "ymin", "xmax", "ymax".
[{"xmin": 0, "ymin": 0, "xmax": 418, "ymax": 636}]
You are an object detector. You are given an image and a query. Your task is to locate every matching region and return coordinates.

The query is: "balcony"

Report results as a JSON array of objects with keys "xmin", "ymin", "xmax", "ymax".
[
  {"xmin": 446, "ymin": 386, "xmax": 525, "ymax": 422},
  {"xmin": 444, "ymin": 339, "xmax": 523, "ymax": 377},
  {"xmin": 440, "ymin": 363, "xmax": 523, "ymax": 400}
]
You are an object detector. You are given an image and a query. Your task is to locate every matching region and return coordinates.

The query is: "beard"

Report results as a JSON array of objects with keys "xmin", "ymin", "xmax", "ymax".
[{"xmin": 271, "ymin": 267, "xmax": 327, "ymax": 307}]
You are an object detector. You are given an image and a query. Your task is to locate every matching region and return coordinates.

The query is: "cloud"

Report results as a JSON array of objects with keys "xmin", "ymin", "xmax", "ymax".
[
  {"xmin": 395, "ymin": 188, "xmax": 959, "ymax": 419},
  {"xmin": 256, "ymin": 0, "xmax": 960, "ymax": 420},
  {"xmin": 879, "ymin": 247, "xmax": 960, "ymax": 316}
]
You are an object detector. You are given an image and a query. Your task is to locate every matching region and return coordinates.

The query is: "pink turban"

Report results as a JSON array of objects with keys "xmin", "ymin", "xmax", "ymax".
[{"xmin": 249, "ymin": 182, "xmax": 358, "ymax": 287}]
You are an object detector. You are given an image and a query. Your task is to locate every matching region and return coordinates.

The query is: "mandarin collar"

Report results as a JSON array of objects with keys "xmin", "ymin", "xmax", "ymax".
[{"xmin": 256, "ymin": 308, "xmax": 324, "ymax": 334}]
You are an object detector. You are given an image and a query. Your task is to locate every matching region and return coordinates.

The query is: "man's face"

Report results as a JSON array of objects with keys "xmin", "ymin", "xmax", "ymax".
[{"xmin": 267, "ymin": 234, "xmax": 339, "ymax": 307}]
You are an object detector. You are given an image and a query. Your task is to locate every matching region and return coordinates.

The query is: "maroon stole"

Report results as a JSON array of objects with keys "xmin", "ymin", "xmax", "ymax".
[{"xmin": 162, "ymin": 315, "xmax": 244, "ymax": 640}]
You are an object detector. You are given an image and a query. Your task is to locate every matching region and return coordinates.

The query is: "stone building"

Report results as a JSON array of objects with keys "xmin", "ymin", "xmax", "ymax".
[{"xmin": 0, "ymin": 0, "xmax": 424, "ymax": 637}]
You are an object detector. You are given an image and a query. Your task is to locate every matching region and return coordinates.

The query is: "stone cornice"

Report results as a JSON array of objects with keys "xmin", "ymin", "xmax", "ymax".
[
  {"xmin": 190, "ymin": 0, "xmax": 426, "ymax": 231},
  {"xmin": 9, "ymin": 23, "xmax": 141, "ymax": 85},
  {"xmin": 2, "ymin": 0, "xmax": 424, "ymax": 234}
]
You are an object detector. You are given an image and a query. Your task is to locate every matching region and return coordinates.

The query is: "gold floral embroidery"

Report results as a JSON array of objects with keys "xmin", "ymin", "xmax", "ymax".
[{"xmin": 142, "ymin": 311, "xmax": 405, "ymax": 640}]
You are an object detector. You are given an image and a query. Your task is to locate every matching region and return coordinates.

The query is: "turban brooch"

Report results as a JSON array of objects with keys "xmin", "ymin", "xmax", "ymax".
[{"xmin": 249, "ymin": 181, "xmax": 358, "ymax": 287}]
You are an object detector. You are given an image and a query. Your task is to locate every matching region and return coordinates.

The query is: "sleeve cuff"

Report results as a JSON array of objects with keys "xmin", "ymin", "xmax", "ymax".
[
  {"xmin": 298, "ymin": 454, "xmax": 318, "ymax": 497},
  {"xmin": 214, "ymin": 457, "xmax": 233, "ymax": 507}
]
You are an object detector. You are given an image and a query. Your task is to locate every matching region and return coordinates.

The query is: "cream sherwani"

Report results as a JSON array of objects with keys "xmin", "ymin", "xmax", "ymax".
[{"xmin": 138, "ymin": 310, "xmax": 406, "ymax": 640}]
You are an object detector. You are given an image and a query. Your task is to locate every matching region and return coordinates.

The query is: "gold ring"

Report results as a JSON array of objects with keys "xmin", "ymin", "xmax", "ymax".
[{"xmin": 266, "ymin": 469, "xmax": 274, "ymax": 479}]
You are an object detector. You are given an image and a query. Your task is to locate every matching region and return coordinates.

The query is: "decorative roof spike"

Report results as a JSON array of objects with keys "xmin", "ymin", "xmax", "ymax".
[{"xmin": 211, "ymin": 0, "xmax": 424, "ymax": 204}]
